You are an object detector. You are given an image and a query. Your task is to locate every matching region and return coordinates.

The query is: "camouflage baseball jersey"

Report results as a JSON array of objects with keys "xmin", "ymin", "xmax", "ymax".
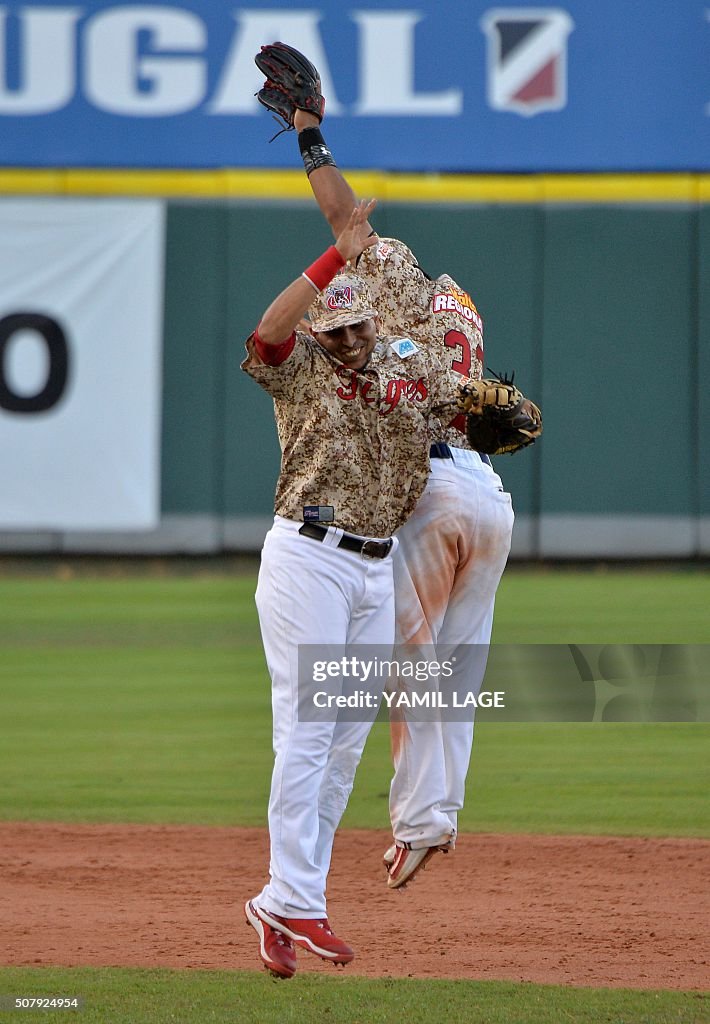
[
  {"xmin": 357, "ymin": 238, "xmax": 483, "ymax": 449},
  {"xmin": 242, "ymin": 330, "xmax": 463, "ymax": 538}
]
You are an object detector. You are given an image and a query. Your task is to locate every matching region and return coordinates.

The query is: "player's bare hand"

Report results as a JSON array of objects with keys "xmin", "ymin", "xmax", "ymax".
[
  {"xmin": 334, "ymin": 200, "xmax": 378, "ymax": 263},
  {"xmin": 294, "ymin": 109, "xmax": 321, "ymax": 132}
]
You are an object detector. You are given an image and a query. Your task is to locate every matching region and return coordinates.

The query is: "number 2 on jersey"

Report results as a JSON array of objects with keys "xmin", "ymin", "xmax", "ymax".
[{"xmin": 444, "ymin": 330, "xmax": 472, "ymax": 376}]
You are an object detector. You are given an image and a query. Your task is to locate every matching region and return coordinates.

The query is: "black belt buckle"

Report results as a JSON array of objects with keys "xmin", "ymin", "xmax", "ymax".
[{"xmin": 361, "ymin": 538, "xmax": 393, "ymax": 560}]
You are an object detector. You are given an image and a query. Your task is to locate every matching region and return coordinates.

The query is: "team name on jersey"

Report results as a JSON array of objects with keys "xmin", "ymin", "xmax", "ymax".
[
  {"xmin": 336, "ymin": 369, "xmax": 428, "ymax": 415},
  {"xmin": 432, "ymin": 288, "xmax": 483, "ymax": 333}
]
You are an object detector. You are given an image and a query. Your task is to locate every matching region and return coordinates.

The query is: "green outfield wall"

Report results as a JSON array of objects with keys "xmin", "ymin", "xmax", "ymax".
[
  {"xmin": 157, "ymin": 199, "xmax": 707, "ymax": 558},
  {"xmin": 1, "ymin": 181, "xmax": 707, "ymax": 558}
]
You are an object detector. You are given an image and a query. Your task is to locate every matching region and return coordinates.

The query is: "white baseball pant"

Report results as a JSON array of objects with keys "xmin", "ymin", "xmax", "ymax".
[
  {"xmin": 254, "ymin": 515, "xmax": 396, "ymax": 918},
  {"xmin": 389, "ymin": 448, "xmax": 514, "ymax": 846}
]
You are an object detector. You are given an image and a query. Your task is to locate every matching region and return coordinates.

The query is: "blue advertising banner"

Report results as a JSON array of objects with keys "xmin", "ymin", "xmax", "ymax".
[{"xmin": 0, "ymin": 0, "xmax": 709, "ymax": 171}]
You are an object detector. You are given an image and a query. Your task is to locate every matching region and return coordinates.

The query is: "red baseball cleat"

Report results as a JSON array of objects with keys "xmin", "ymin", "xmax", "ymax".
[
  {"xmin": 386, "ymin": 835, "xmax": 454, "ymax": 889},
  {"xmin": 253, "ymin": 905, "xmax": 354, "ymax": 964},
  {"xmin": 244, "ymin": 900, "xmax": 297, "ymax": 979}
]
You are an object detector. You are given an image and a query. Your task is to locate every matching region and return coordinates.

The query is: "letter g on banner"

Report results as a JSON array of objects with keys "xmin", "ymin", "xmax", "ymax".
[{"xmin": 0, "ymin": 312, "xmax": 70, "ymax": 413}]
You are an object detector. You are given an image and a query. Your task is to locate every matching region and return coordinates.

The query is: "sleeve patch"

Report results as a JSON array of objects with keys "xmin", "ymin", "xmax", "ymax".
[
  {"xmin": 389, "ymin": 338, "xmax": 420, "ymax": 359},
  {"xmin": 376, "ymin": 241, "xmax": 394, "ymax": 261}
]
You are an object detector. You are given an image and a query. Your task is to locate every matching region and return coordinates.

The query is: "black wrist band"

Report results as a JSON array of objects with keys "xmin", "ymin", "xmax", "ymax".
[{"xmin": 298, "ymin": 126, "xmax": 336, "ymax": 176}]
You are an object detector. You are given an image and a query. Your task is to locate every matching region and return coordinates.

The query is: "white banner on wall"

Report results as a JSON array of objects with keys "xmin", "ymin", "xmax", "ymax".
[{"xmin": 0, "ymin": 199, "xmax": 165, "ymax": 530}]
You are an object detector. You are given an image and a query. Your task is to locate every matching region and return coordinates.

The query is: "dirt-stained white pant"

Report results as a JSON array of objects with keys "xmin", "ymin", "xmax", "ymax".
[
  {"xmin": 254, "ymin": 516, "xmax": 396, "ymax": 918},
  {"xmin": 389, "ymin": 449, "xmax": 514, "ymax": 847}
]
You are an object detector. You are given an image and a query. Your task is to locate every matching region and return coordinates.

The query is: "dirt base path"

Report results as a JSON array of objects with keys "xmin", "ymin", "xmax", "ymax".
[{"xmin": 1, "ymin": 824, "xmax": 707, "ymax": 989}]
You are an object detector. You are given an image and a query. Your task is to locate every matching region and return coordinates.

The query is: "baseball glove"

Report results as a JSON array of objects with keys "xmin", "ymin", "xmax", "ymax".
[
  {"xmin": 458, "ymin": 373, "xmax": 542, "ymax": 455},
  {"xmin": 254, "ymin": 42, "xmax": 325, "ymax": 131}
]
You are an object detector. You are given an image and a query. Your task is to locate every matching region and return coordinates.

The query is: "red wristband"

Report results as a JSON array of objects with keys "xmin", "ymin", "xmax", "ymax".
[
  {"xmin": 302, "ymin": 245, "xmax": 346, "ymax": 292},
  {"xmin": 253, "ymin": 327, "xmax": 296, "ymax": 366}
]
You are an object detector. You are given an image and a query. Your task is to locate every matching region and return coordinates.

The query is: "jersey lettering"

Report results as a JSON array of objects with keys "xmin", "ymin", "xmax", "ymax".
[
  {"xmin": 444, "ymin": 329, "xmax": 472, "ymax": 376},
  {"xmin": 444, "ymin": 329, "xmax": 484, "ymax": 377},
  {"xmin": 335, "ymin": 372, "xmax": 359, "ymax": 401},
  {"xmin": 432, "ymin": 289, "xmax": 483, "ymax": 332},
  {"xmin": 360, "ymin": 380, "xmax": 376, "ymax": 405},
  {"xmin": 380, "ymin": 377, "xmax": 428, "ymax": 415},
  {"xmin": 336, "ymin": 368, "xmax": 428, "ymax": 415}
]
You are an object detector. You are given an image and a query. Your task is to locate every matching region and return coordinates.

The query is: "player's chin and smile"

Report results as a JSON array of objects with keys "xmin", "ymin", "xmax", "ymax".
[{"xmin": 314, "ymin": 319, "xmax": 378, "ymax": 371}]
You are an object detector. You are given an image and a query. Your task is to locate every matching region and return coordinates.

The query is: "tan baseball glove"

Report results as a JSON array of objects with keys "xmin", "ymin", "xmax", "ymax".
[{"xmin": 458, "ymin": 374, "xmax": 543, "ymax": 455}]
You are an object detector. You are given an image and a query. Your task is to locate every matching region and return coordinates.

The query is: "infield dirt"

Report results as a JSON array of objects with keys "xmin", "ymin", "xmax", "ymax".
[{"xmin": 1, "ymin": 823, "xmax": 707, "ymax": 989}]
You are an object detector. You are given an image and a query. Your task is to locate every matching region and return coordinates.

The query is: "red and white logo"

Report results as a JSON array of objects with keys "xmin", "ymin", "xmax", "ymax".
[
  {"xmin": 326, "ymin": 285, "xmax": 353, "ymax": 310},
  {"xmin": 481, "ymin": 8, "xmax": 574, "ymax": 116}
]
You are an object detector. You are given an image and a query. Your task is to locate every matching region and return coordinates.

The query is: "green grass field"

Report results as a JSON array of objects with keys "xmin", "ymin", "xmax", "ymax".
[
  {"xmin": 1, "ymin": 564, "xmax": 708, "ymax": 1023},
  {"xmin": 0, "ymin": 968, "xmax": 707, "ymax": 1024}
]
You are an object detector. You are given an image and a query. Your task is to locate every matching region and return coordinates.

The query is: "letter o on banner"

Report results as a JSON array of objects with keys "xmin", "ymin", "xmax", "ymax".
[{"xmin": 0, "ymin": 312, "xmax": 70, "ymax": 413}]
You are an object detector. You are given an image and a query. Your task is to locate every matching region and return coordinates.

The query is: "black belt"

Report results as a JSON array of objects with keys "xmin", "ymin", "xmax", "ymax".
[
  {"xmin": 299, "ymin": 522, "xmax": 393, "ymax": 559},
  {"xmin": 430, "ymin": 443, "xmax": 492, "ymax": 467}
]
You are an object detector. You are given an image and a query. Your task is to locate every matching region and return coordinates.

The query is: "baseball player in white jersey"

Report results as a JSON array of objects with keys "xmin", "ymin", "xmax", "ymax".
[
  {"xmin": 291, "ymin": 107, "xmax": 516, "ymax": 890},
  {"xmin": 242, "ymin": 200, "xmax": 478, "ymax": 977}
]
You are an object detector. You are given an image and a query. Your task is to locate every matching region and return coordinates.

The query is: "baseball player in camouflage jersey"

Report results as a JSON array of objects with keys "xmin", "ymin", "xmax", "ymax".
[
  {"xmin": 242, "ymin": 200, "xmax": 478, "ymax": 977},
  {"xmin": 291, "ymin": 106, "xmax": 515, "ymax": 890}
]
